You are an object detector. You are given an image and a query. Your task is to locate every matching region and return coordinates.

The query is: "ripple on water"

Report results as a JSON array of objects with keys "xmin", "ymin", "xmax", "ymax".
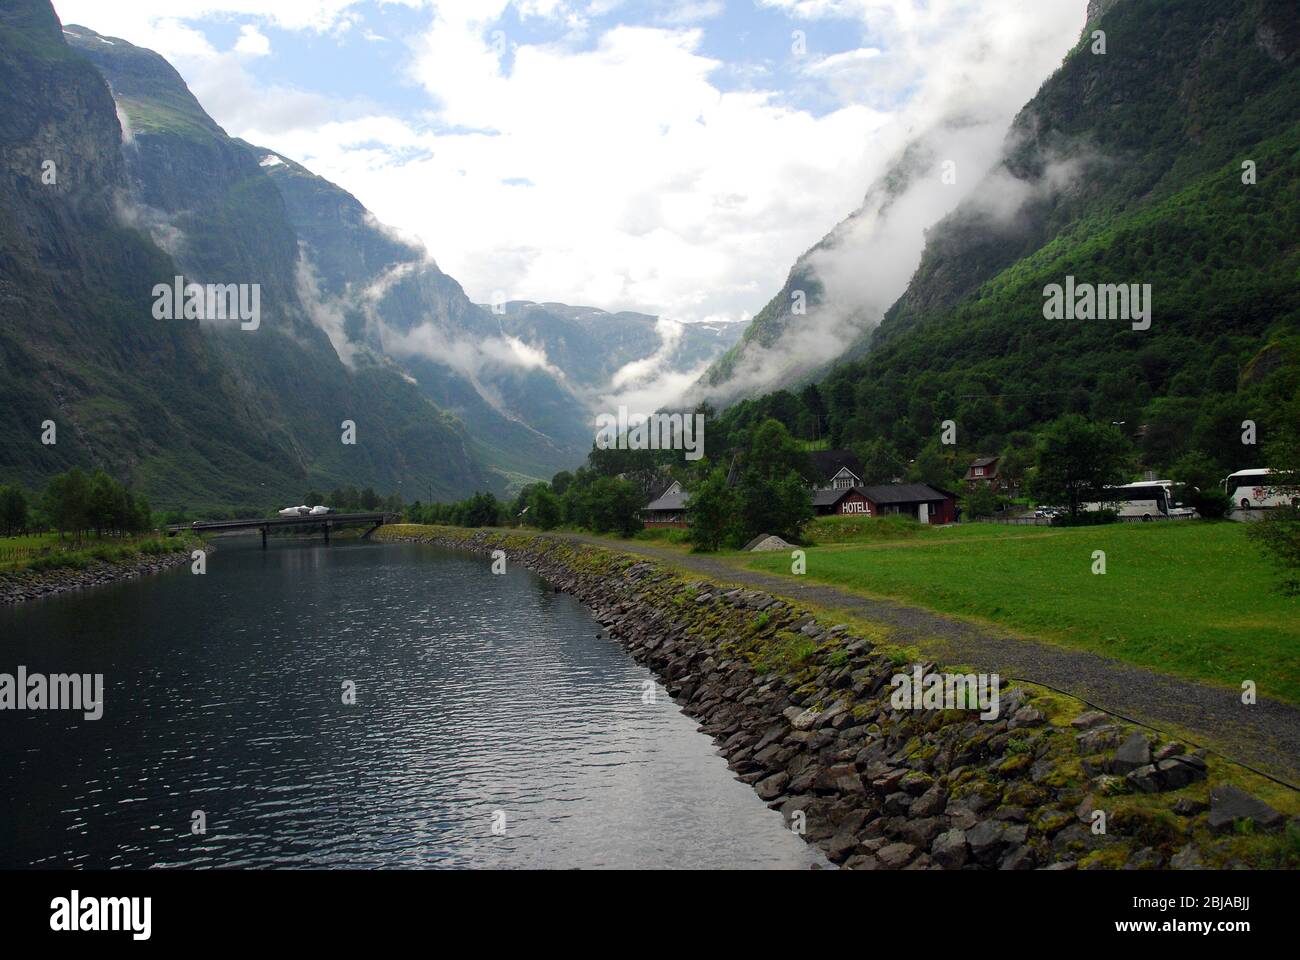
[{"xmin": 0, "ymin": 540, "xmax": 821, "ymax": 869}]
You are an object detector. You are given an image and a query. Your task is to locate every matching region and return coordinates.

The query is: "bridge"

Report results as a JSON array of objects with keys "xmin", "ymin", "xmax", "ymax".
[{"xmin": 166, "ymin": 512, "xmax": 393, "ymax": 548}]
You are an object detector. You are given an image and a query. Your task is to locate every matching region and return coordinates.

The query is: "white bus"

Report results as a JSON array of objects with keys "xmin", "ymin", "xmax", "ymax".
[
  {"xmin": 1083, "ymin": 480, "xmax": 1196, "ymax": 521},
  {"xmin": 1224, "ymin": 469, "xmax": 1299, "ymax": 510}
]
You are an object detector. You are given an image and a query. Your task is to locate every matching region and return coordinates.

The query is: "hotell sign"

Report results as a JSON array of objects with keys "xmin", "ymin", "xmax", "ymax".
[{"xmin": 841, "ymin": 500, "xmax": 870, "ymax": 515}]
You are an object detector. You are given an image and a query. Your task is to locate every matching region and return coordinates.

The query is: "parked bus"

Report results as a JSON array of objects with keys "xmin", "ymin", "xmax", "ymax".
[
  {"xmin": 1083, "ymin": 480, "xmax": 1196, "ymax": 521},
  {"xmin": 1224, "ymin": 469, "xmax": 1299, "ymax": 510}
]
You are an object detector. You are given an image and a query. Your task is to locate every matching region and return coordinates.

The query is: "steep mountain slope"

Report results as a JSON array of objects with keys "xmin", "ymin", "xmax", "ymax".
[
  {"xmin": 236, "ymin": 151, "xmax": 742, "ymax": 478},
  {"xmin": 491, "ymin": 301, "xmax": 743, "ymax": 393},
  {"xmin": 0, "ymin": 2, "xmax": 489, "ymax": 510},
  {"xmin": 230, "ymin": 144, "xmax": 591, "ymax": 483},
  {"xmin": 699, "ymin": 136, "xmax": 934, "ymax": 397},
  {"xmin": 720, "ymin": 0, "xmax": 1299, "ymax": 478},
  {"xmin": 697, "ymin": 7, "xmax": 1094, "ymax": 404}
]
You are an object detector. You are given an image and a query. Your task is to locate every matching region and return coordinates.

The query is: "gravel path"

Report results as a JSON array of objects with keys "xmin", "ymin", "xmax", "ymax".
[{"xmin": 557, "ymin": 532, "xmax": 1300, "ymax": 786}]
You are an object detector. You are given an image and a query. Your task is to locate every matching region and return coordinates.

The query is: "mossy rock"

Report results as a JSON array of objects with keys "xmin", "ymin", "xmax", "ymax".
[
  {"xmin": 995, "ymin": 753, "xmax": 1033, "ymax": 777},
  {"xmin": 1079, "ymin": 844, "xmax": 1132, "ymax": 870}
]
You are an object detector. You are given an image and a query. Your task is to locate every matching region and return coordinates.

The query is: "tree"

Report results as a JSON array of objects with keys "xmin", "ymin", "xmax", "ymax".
[
  {"xmin": 586, "ymin": 477, "xmax": 643, "ymax": 537},
  {"xmin": 550, "ymin": 471, "xmax": 574, "ymax": 497},
  {"xmin": 86, "ymin": 470, "xmax": 122, "ymax": 536},
  {"xmin": 1168, "ymin": 451, "xmax": 1232, "ymax": 519},
  {"xmin": 527, "ymin": 486, "xmax": 562, "ymax": 530},
  {"xmin": 462, "ymin": 492, "xmax": 501, "ymax": 527},
  {"xmin": 1247, "ymin": 401, "xmax": 1300, "ymax": 594},
  {"xmin": 909, "ymin": 441, "xmax": 957, "ymax": 490},
  {"xmin": 41, "ymin": 468, "xmax": 91, "ymax": 540},
  {"xmin": 856, "ymin": 438, "xmax": 907, "ymax": 485},
  {"xmin": 1031, "ymin": 415, "xmax": 1131, "ymax": 518},
  {"xmin": 962, "ymin": 484, "xmax": 999, "ymax": 519},
  {"xmin": 0, "ymin": 484, "xmax": 28, "ymax": 536},
  {"xmin": 746, "ymin": 419, "xmax": 811, "ymax": 482},
  {"xmin": 799, "ymin": 383, "xmax": 828, "ymax": 440},
  {"xmin": 686, "ymin": 469, "xmax": 735, "ymax": 552},
  {"xmin": 732, "ymin": 468, "xmax": 813, "ymax": 545}
]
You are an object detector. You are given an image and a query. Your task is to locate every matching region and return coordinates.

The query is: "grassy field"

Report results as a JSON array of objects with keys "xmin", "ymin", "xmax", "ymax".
[
  {"xmin": 0, "ymin": 532, "xmax": 194, "ymax": 573},
  {"xmin": 747, "ymin": 519, "xmax": 1300, "ymax": 704}
]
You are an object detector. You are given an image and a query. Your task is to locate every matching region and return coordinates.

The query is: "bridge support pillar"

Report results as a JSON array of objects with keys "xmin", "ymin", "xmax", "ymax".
[
  {"xmin": 323, "ymin": 521, "xmax": 330, "ymax": 545},
  {"xmin": 261, "ymin": 525, "xmax": 267, "ymax": 550}
]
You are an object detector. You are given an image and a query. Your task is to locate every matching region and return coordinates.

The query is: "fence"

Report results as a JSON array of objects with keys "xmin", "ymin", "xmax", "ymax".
[{"xmin": 968, "ymin": 513, "xmax": 1197, "ymax": 526}]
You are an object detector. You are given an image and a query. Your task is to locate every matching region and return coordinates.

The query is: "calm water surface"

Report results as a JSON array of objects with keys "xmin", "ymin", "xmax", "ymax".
[{"xmin": 0, "ymin": 538, "xmax": 819, "ymax": 869}]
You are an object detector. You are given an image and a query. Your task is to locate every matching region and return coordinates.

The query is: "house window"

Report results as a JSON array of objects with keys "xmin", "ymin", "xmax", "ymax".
[{"xmin": 974, "ymin": 467, "xmax": 984, "ymax": 477}]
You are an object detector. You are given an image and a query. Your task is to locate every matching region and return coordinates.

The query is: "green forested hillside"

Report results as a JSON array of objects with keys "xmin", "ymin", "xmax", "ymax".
[
  {"xmin": 716, "ymin": 0, "xmax": 1299, "ymax": 482},
  {"xmin": 0, "ymin": 3, "xmax": 491, "ymax": 513}
]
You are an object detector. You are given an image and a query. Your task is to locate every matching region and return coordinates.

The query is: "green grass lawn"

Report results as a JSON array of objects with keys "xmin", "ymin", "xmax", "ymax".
[
  {"xmin": 0, "ymin": 532, "xmax": 192, "ymax": 573},
  {"xmin": 747, "ymin": 520, "xmax": 1300, "ymax": 704}
]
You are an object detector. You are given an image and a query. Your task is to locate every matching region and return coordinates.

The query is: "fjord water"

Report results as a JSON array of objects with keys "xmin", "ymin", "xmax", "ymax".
[{"xmin": 0, "ymin": 539, "xmax": 818, "ymax": 869}]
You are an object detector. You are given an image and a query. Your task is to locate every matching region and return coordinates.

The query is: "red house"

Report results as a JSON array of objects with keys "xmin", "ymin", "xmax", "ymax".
[
  {"xmin": 965, "ymin": 456, "xmax": 1018, "ymax": 493},
  {"xmin": 813, "ymin": 483, "xmax": 957, "ymax": 524}
]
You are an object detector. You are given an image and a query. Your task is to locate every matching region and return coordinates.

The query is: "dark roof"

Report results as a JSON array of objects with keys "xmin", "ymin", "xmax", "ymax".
[
  {"xmin": 643, "ymin": 488, "xmax": 689, "ymax": 512},
  {"xmin": 859, "ymin": 483, "xmax": 953, "ymax": 504},
  {"xmin": 968, "ymin": 456, "xmax": 999, "ymax": 469},
  {"xmin": 647, "ymin": 478, "xmax": 678, "ymax": 501},
  {"xmin": 808, "ymin": 449, "xmax": 864, "ymax": 482},
  {"xmin": 812, "ymin": 487, "xmax": 854, "ymax": 507}
]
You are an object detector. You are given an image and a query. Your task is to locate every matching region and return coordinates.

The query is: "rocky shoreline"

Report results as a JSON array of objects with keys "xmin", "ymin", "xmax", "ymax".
[
  {"xmin": 379, "ymin": 526, "xmax": 1297, "ymax": 870},
  {"xmin": 0, "ymin": 545, "xmax": 194, "ymax": 605}
]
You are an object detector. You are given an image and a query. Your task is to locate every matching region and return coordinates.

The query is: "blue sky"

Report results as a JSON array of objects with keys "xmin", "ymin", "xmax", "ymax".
[
  {"xmin": 52, "ymin": 0, "xmax": 1085, "ymax": 349},
  {"xmin": 188, "ymin": 2, "xmax": 884, "ymax": 128}
]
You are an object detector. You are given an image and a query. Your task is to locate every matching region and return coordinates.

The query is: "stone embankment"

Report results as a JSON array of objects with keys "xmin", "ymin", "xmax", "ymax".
[
  {"xmin": 0, "ymin": 546, "xmax": 193, "ymax": 604},
  {"xmin": 380, "ymin": 526, "xmax": 1298, "ymax": 870}
]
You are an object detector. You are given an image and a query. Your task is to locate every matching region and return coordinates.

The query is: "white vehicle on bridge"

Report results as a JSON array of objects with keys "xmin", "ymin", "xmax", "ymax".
[
  {"xmin": 1224, "ymin": 469, "xmax": 1299, "ymax": 510},
  {"xmin": 309, "ymin": 505, "xmax": 333, "ymax": 516},
  {"xmin": 277, "ymin": 505, "xmax": 312, "ymax": 517}
]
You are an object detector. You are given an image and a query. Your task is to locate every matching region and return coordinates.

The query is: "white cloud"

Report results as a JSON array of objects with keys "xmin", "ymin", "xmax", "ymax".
[
  {"xmin": 234, "ymin": 24, "xmax": 271, "ymax": 56},
  {"xmin": 699, "ymin": 0, "xmax": 1091, "ymax": 401},
  {"xmin": 53, "ymin": 0, "xmax": 1090, "ymax": 413},
  {"xmin": 250, "ymin": 15, "xmax": 888, "ymax": 333}
]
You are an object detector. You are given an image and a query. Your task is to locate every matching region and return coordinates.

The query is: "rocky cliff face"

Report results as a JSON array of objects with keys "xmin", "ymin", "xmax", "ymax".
[{"xmin": 0, "ymin": 2, "xmax": 491, "ymax": 508}]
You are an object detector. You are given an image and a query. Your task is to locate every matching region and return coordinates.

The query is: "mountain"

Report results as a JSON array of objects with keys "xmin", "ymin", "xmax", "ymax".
[
  {"xmin": 696, "ymin": 6, "xmax": 1095, "ymax": 404},
  {"xmin": 227, "ymin": 144, "xmax": 595, "ymax": 485},
  {"xmin": 489, "ymin": 300, "xmax": 743, "ymax": 393},
  {"xmin": 66, "ymin": 22, "xmax": 741, "ymax": 484},
  {"xmin": 716, "ymin": 0, "xmax": 1299, "ymax": 478},
  {"xmin": 0, "ymin": 2, "xmax": 744, "ymax": 509},
  {"xmin": 0, "ymin": 5, "xmax": 493, "ymax": 511},
  {"xmin": 698, "ymin": 134, "xmax": 940, "ymax": 399}
]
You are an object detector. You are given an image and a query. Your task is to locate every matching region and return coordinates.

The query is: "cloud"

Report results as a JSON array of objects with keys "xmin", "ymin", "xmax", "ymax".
[
  {"xmin": 234, "ymin": 24, "xmax": 271, "ymax": 56},
  {"xmin": 696, "ymin": 0, "xmax": 1091, "ymax": 401},
  {"xmin": 595, "ymin": 316, "xmax": 716, "ymax": 415},
  {"xmin": 54, "ymin": 0, "xmax": 1091, "ymax": 417},
  {"xmin": 53, "ymin": 1, "xmax": 417, "ymax": 36}
]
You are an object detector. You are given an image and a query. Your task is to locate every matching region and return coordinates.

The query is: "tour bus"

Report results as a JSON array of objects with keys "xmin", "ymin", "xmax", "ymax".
[
  {"xmin": 1224, "ymin": 469, "xmax": 1299, "ymax": 510},
  {"xmin": 1083, "ymin": 480, "xmax": 1195, "ymax": 521}
]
